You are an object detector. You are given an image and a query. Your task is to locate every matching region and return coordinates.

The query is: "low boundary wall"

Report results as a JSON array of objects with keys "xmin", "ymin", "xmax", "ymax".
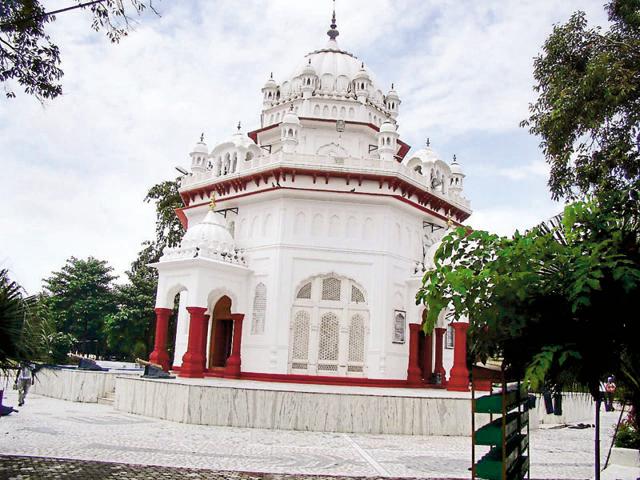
[{"xmin": 31, "ymin": 367, "xmax": 138, "ymax": 403}]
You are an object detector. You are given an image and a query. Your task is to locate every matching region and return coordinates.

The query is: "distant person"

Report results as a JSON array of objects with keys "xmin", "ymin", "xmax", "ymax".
[
  {"xmin": 604, "ymin": 376, "xmax": 617, "ymax": 412},
  {"xmin": 14, "ymin": 362, "xmax": 34, "ymax": 407}
]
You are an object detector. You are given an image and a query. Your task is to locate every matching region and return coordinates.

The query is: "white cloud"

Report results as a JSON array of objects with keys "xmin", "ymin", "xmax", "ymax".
[{"xmin": 0, "ymin": 0, "xmax": 609, "ymax": 292}]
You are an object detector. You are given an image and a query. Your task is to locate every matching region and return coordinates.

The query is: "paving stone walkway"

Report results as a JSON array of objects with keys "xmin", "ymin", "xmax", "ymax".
[{"xmin": 0, "ymin": 390, "xmax": 619, "ymax": 479}]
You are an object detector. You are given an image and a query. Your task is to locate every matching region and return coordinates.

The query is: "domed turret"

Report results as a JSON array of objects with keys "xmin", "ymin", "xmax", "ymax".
[
  {"xmin": 386, "ymin": 84, "xmax": 401, "ymax": 119},
  {"xmin": 377, "ymin": 119, "xmax": 398, "ymax": 161},
  {"xmin": 300, "ymin": 59, "xmax": 317, "ymax": 99},
  {"xmin": 354, "ymin": 63, "xmax": 371, "ymax": 102},
  {"xmin": 281, "ymin": 106, "xmax": 301, "ymax": 153},
  {"xmin": 190, "ymin": 134, "xmax": 209, "ymax": 173},
  {"xmin": 449, "ymin": 155, "xmax": 465, "ymax": 195},
  {"xmin": 261, "ymin": 73, "xmax": 279, "ymax": 108}
]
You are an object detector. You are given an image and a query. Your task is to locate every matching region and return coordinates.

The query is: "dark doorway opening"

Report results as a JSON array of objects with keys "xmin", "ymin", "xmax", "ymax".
[{"xmin": 209, "ymin": 296, "xmax": 233, "ymax": 369}]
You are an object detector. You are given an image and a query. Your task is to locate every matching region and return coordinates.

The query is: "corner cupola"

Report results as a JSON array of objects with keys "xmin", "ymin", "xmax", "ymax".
[
  {"xmin": 281, "ymin": 106, "xmax": 301, "ymax": 153},
  {"xmin": 449, "ymin": 155, "xmax": 465, "ymax": 194},
  {"xmin": 300, "ymin": 59, "xmax": 317, "ymax": 99},
  {"xmin": 190, "ymin": 134, "xmax": 209, "ymax": 173},
  {"xmin": 262, "ymin": 73, "xmax": 279, "ymax": 108},
  {"xmin": 354, "ymin": 63, "xmax": 371, "ymax": 102},
  {"xmin": 377, "ymin": 119, "xmax": 399, "ymax": 161},
  {"xmin": 386, "ymin": 84, "xmax": 401, "ymax": 119}
]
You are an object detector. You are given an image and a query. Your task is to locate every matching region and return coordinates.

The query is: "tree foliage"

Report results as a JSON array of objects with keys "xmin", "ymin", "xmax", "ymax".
[
  {"xmin": 0, "ymin": 0, "xmax": 155, "ymax": 100},
  {"xmin": 417, "ymin": 192, "xmax": 640, "ymax": 424},
  {"xmin": 144, "ymin": 178, "xmax": 184, "ymax": 254},
  {"xmin": 42, "ymin": 256, "xmax": 117, "ymax": 356},
  {"xmin": 0, "ymin": 269, "xmax": 31, "ymax": 367},
  {"xmin": 104, "ymin": 243, "xmax": 156, "ymax": 360},
  {"xmin": 523, "ymin": 0, "xmax": 640, "ymax": 200},
  {"xmin": 103, "ymin": 178, "xmax": 183, "ymax": 360}
]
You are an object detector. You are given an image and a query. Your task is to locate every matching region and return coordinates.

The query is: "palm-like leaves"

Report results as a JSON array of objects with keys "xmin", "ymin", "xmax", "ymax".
[{"xmin": 0, "ymin": 269, "xmax": 30, "ymax": 370}]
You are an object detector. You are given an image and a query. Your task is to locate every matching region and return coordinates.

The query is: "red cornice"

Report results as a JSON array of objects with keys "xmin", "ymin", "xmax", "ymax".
[
  {"xmin": 174, "ymin": 208, "xmax": 188, "ymax": 229},
  {"xmin": 179, "ymin": 166, "xmax": 470, "ymax": 222}
]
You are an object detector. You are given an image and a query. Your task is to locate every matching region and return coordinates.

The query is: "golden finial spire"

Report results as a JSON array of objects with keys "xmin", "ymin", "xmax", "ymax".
[{"xmin": 209, "ymin": 194, "xmax": 216, "ymax": 211}]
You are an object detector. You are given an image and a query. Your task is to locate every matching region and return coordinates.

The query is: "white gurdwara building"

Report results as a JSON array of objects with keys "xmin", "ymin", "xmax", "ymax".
[{"xmin": 149, "ymin": 13, "xmax": 472, "ymax": 391}]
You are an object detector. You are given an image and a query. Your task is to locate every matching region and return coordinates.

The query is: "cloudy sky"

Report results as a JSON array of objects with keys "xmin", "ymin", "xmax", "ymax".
[{"xmin": 0, "ymin": 0, "xmax": 609, "ymax": 293}]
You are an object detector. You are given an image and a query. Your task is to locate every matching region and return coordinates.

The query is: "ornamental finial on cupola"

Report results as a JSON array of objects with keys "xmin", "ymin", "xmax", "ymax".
[{"xmin": 327, "ymin": 0, "xmax": 339, "ymax": 40}]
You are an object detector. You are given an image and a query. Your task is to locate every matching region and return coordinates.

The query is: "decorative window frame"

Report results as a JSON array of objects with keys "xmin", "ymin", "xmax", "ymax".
[{"xmin": 392, "ymin": 310, "xmax": 406, "ymax": 344}]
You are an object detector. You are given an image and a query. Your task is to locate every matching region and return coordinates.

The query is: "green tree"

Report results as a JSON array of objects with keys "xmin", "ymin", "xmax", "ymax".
[
  {"xmin": 43, "ymin": 257, "xmax": 117, "ymax": 356},
  {"xmin": 0, "ymin": 0, "xmax": 156, "ymax": 100},
  {"xmin": 102, "ymin": 178, "xmax": 183, "ymax": 361},
  {"xmin": 104, "ymin": 243, "xmax": 157, "ymax": 360},
  {"xmin": 144, "ymin": 177, "xmax": 185, "ymax": 253},
  {"xmin": 0, "ymin": 269, "xmax": 31, "ymax": 368},
  {"xmin": 523, "ymin": 0, "xmax": 640, "ymax": 200}
]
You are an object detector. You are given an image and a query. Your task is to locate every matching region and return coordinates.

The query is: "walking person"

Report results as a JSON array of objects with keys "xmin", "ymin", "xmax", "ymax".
[
  {"xmin": 14, "ymin": 362, "xmax": 33, "ymax": 407},
  {"xmin": 604, "ymin": 376, "xmax": 617, "ymax": 412}
]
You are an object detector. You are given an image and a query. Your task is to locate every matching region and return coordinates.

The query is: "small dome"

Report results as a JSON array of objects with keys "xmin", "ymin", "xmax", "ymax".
[
  {"xmin": 282, "ymin": 108, "xmax": 300, "ymax": 125},
  {"xmin": 409, "ymin": 147, "xmax": 439, "ymax": 164},
  {"xmin": 191, "ymin": 139, "xmax": 208, "ymax": 155},
  {"xmin": 302, "ymin": 59, "xmax": 316, "ymax": 76},
  {"xmin": 263, "ymin": 73, "xmax": 277, "ymax": 89},
  {"xmin": 450, "ymin": 160, "xmax": 464, "ymax": 176},
  {"xmin": 354, "ymin": 63, "xmax": 371, "ymax": 81},
  {"xmin": 379, "ymin": 120, "xmax": 397, "ymax": 134},
  {"xmin": 181, "ymin": 209, "xmax": 234, "ymax": 250},
  {"xmin": 387, "ymin": 85, "xmax": 399, "ymax": 100}
]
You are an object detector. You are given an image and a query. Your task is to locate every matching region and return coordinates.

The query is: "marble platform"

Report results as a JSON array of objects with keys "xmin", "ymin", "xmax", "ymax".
[
  {"xmin": 31, "ymin": 367, "xmax": 139, "ymax": 403},
  {"xmin": 115, "ymin": 376, "xmax": 482, "ymax": 436}
]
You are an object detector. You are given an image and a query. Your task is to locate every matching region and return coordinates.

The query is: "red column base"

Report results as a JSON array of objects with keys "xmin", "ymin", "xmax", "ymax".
[
  {"xmin": 447, "ymin": 367, "xmax": 470, "ymax": 391},
  {"xmin": 224, "ymin": 357, "xmax": 241, "ymax": 378}
]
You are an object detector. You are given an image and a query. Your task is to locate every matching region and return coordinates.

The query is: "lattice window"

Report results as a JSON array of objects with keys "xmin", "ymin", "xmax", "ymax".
[
  {"xmin": 445, "ymin": 324, "xmax": 454, "ymax": 349},
  {"xmin": 251, "ymin": 283, "xmax": 267, "ymax": 334},
  {"xmin": 348, "ymin": 314, "xmax": 365, "ymax": 363},
  {"xmin": 296, "ymin": 282, "xmax": 312, "ymax": 300},
  {"xmin": 317, "ymin": 312, "xmax": 339, "ymax": 371},
  {"xmin": 321, "ymin": 277, "xmax": 341, "ymax": 301},
  {"xmin": 291, "ymin": 311, "xmax": 310, "ymax": 368},
  {"xmin": 351, "ymin": 285, "xmax": 365, "ymax": 304}
]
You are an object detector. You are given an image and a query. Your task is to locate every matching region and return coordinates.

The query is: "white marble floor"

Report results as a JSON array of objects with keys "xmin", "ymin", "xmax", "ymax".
[
  {"xmin": 136, "ymin": 376, "xmax": 472, "ymax": 399},
  {"xmin": 0, "ymin": 390, "xmax": 619, "ymax": 479}
]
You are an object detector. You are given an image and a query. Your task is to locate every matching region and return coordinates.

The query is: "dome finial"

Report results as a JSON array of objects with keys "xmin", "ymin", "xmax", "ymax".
[
  {"xmin": 426, "ymin": 138, "xmax": 430, "ymax": 147},
  {"xmin": 200, "ymin": 132, "xmax": 204, "ymax": 142},
  {"xmin": 327, "ymin": 0, "xmax": 339, "ymax": 40},
  {"xmin": 237, "ymin": 121, "xmax": 241, "ymax": 132}
]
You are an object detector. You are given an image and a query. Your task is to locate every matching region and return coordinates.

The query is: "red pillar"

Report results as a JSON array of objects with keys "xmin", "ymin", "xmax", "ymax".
[
  {"xmin": 407, "ymin": 323, "xmax": 422, "ymax": 386},
  {"xmin": 224, "ymin": 313, "xmax": 244, "ymax": 378},
  {"xmin": 149, "ymin": 307, "xmax": 171, "ymax": 372},
  {"xmin": 180, "ymin": 307, "xmax": 207, "ymax": 378},
  {"xmin": 433, "ymin": 327, "xmax": 447, "ymax": 385},
  {"xmin": 447, "ymin": 322, "xmax": 470, "ymax": 392},
  {"xmin": 200, "ymin": 314, "xmax": 210, "ymax": 372},
  {"xmin": 423, "ymin": 333, "xmax": 433, "ymax": 384}
]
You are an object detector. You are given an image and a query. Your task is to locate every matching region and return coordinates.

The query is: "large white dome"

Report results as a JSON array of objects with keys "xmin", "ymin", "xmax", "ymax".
[{"xmin": 279, "ymin": 38, "xmax": 385, "ymax": 104}]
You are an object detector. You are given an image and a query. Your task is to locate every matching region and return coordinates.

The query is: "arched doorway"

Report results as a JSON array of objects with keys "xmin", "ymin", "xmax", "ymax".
[{"xmin": 208, "ymin": 296, "xmax": 234, "ymax": 370}]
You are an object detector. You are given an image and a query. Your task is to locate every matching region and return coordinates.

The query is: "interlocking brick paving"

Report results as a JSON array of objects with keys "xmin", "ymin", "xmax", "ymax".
[{"xmin": 0, "ymin": 455, "xmax": 458, "ymax": 480}]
